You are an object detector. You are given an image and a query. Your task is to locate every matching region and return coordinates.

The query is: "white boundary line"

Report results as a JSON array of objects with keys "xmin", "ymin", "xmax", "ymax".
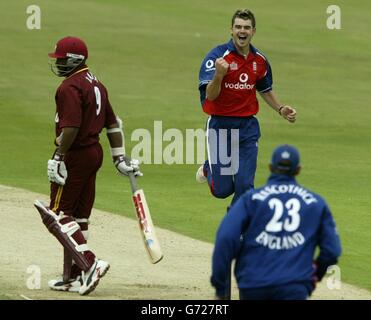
[{"xmin": 20, "ymin": 294, "xmax": 33, "ymax": 300}]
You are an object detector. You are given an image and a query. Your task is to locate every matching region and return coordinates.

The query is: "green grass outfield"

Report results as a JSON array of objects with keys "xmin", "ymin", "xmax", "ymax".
[{"xmin": 1, "ymin": 0, "xmax": 370, "ymax": 291}]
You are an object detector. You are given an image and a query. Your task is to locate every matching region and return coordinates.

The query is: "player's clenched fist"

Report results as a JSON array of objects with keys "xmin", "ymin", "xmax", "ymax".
[{"xmin": 215, "ymin": 58, "xmax": 229, "ymax": 77}]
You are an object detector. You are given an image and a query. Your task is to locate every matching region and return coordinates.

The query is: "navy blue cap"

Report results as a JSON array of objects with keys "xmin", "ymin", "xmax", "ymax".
[{"xmin": 270, "ymin": 144, "xmax": 300, "ymax": 174}]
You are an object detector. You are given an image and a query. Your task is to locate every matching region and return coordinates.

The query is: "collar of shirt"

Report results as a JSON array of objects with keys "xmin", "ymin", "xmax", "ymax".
[
  {"xmin": 267, "ymin": 173, "xmax": 297, "ymax": 184},
  {"xmin": 63, "ymin": 65, "xmax": 89, "ymax": 82},
  {"xmin": 226, "ymin": 39, "xmax": 258, "ymax": 56}
]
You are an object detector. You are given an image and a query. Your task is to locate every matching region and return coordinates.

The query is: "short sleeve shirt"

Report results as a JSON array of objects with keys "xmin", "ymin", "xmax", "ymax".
[
  {"xmin": 55, "ymin": 68, "xmax": 117, "ymax": 149},
  {"xmin": 199, "ymin": 40, "xmax": 272, "ymax": 117}
]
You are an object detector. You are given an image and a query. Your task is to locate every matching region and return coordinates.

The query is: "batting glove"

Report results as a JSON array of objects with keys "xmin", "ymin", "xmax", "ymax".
[
  {"xmin": 47, "ymin": 152, "xmax": 68, "ymax": 185},
  {"xmin": 114, "ymin": 156, "xmax": 143, "ymax": 177}
]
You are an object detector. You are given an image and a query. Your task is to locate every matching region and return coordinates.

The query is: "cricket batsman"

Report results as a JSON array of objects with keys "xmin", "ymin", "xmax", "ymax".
[{"xmin": 34, "ymin": 36, "xmax": 141, "ymax": 295}]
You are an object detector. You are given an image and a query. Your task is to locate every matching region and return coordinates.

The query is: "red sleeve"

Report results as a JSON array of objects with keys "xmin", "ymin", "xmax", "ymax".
[
  {"xmin": 56, "ymin": 84, "xmax": 82, "ymax": 128},
  {"xmin": 255, "ymin": 55, "xmax": 273, "ymax": 92},
  {"xmin": 257, "ymin": 59, "xmax": 268, "ymax": 81}
]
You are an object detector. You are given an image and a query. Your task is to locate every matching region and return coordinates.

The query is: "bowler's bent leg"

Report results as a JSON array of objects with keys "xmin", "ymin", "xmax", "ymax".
[
  {"xmin": 231, "ymin": 142, "xmax": 258, "ymax": 204},
  {"xmin": 203, "ymin": 160, "xmax": 234, "ymax": 198}
]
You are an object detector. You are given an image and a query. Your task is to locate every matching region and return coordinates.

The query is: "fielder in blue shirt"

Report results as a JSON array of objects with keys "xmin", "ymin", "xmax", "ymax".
[{"xmin": 211, "ymin": 145, "xmax": 342, "ymax": 300}]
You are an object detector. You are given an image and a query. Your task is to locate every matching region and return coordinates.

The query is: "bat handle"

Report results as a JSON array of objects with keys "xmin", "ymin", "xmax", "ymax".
[
  {"xmin": 124, "ymin": 156, "xmax": 139, "ymax": 193},
  {"xmin": 128, "ymin": 172, "xmax": 138, "ymax": 193}
]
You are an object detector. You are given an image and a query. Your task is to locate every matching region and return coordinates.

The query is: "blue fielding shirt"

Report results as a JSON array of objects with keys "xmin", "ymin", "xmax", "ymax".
[{"xmin": 211, "ymin": 174, "xmax": 342, "ymax": 296}]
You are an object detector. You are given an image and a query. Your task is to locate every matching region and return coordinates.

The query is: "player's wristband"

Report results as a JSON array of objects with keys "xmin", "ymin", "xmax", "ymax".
[
  {"xmin": 53, "ymin": 152, "xmax": 65, "ymax": 161},
  {"xmin": 110, "ymin": 147, "xmax": 125, "ymax": 157},
  {"xmin": 106, "ymin": 127, "xmax": 122, "ymax": 134},
  {"xmin": 278, "ymin": 105, "xmax": 285, "ymax": 115}
]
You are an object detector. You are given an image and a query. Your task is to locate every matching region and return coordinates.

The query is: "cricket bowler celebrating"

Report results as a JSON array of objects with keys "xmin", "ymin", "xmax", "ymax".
[
  {"xmin": 197, "ymin": 9, "xmax": 297, "ymax": 204},
  {"xmin": 34, "ymin": 36, "xmax": 141, "ymax": 295},
  {"xmin": 211, "ymin": 145, "xmax": 342, "ymax": 300}
]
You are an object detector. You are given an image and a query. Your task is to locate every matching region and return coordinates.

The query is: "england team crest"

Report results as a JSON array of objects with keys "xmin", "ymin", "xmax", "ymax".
[{"xmin": 230, "ymin": 62, "xmax": 238, "ymax": 70}]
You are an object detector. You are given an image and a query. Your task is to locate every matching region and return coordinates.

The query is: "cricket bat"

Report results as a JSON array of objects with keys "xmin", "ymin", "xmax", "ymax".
[{"xmin": 128, "ymin": 172, "xmax": 163, "ymax": 264}]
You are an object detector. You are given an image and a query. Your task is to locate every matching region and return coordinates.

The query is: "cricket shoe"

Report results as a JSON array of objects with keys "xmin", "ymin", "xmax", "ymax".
[
  {"xmin": 79, "ymin": 259, "xmax": 110, "ymax": 296},
  {"xmin": 196, "ymin": 165, "xmax": 207, "ymax": 183},
  {"xmin": 48, "ymin": 276, "xmax": 83, "ymax": 293}
]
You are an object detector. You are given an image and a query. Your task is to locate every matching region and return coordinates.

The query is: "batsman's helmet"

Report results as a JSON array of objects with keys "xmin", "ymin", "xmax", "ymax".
[
  {"xmin": 270, "ymin": 144, "xmax": 300, "ymax": 175},
  {"xmin": 48, "ymin": 36, "xmax": 88, "ymax": 77}
]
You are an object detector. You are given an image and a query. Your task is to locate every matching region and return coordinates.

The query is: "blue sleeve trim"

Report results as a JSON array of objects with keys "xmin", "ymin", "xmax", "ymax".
[
  {"xmin": 199, "ymin": 80, "xmax": 211, "ymax": 88},
  {"xmin": 258, "ymin": 86, "xmax": 272, "ymax": 93}
]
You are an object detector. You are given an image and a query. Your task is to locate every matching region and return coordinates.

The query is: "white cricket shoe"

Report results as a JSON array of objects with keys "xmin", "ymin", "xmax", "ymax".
[
  {"xmin": 79, "ymin": 259, "xmax": 110, "ymax": 296},
  {"xmin": 48, "ymin": 276, "xmax": 82, "ymax": 293},
  {"xmin": 196, "ymin": 165, "xmax": 207, "ymax": 183}
]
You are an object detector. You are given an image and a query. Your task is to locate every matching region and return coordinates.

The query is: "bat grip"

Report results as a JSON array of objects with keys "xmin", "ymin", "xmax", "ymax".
[
  {"xmin": 128, "ymin": 172, "xmax": 138, "ymax": 193},
  {"xmin": 124, "ymin": 156, "xmax": 139, "ymax": 193}
]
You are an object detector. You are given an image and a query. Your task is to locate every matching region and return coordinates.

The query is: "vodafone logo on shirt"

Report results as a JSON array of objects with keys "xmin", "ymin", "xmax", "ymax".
[
  {"xmin": 224, "ymin": 72, "xmax": 255, "ymax": 90},
  {"xmin": 205, "ymin": 59, "xmax": 215, "ymax": 72},
  {"xmin": 239, "ymin": 73, "xmax": 248, "ymax": 83}
]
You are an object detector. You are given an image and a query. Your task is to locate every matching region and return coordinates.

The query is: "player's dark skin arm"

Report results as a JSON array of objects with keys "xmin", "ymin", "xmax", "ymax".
[
  {"xmin": 57, "ymin": 127, "xmax": 79, "ymax": 154},
  {"xmin": 106, "ymin": 123, "xmax": 123, "ymax": 148},
  {"xmin": 106, "ymin": 123, "xmax": 124, "ymax": 161}
]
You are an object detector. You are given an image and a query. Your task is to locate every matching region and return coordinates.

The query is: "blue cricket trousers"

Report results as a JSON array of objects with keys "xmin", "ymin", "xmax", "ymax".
[
  {"xmin": 204, "ymin": 115, "xmax": 261, "ymax": 204},
  {"xmin": 239, "ymin": 282, "xmax": 313, "ymax": 300}
]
